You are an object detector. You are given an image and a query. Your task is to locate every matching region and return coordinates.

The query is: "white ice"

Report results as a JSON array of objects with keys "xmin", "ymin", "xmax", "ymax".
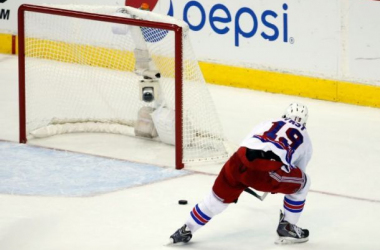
[{"xmin": 0, "ymin": 54, "xmax": 380, "ymax": 250}]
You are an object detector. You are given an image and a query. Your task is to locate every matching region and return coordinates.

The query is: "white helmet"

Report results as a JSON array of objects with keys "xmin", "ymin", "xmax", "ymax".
[{"xmin": 283, "ymin": 103, "xmax": 309, "ymax": 125}]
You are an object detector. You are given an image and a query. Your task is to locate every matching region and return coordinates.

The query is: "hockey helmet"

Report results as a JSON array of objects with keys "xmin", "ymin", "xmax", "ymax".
[{"xmin": 283, "ymin": 103, "xmax": 309, "ymax": 125}]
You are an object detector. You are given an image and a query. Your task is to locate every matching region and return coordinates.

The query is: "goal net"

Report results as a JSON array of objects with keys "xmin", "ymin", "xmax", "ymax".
[{"xmin": 18, "ymin": 4, "xmax": 229, "ymax": 169}]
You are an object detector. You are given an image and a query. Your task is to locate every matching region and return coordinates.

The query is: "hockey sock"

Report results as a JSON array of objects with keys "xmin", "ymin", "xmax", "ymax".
[
  {"xmin": 283, "ymin": 197, "xmax": 306, "ymax": 224},
  {"xmin": 185, "ymin": 191, "xmax": 228, "ymax": 233},
  {"xmin": 282, "ymin": 172, "xmax": 311, "ymax": 225}
]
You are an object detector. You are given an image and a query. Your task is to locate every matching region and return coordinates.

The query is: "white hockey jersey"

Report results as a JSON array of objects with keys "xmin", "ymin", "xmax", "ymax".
[{"xmin": 240, "ymin": 118, "xmax": 313, "ymax": 173}]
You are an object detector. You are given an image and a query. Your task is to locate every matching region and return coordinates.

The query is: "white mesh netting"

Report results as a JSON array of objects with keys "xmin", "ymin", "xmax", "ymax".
[{"xmin": 22, "ymin": 5, "xmax": 228, "ymax": 164}]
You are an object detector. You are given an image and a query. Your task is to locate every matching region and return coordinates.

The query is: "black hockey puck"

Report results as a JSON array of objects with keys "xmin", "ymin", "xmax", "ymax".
[{"xmin": 178, "ymin": 200, "xmax": 188, "ymax": 205}]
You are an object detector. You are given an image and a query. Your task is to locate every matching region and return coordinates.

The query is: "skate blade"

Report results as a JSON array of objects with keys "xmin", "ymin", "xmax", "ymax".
[
  {"xmin": 164, "ymin": 238, "xmax": 192, "ymax": 247},
  {"xmin": 164, "ymin": 238, "xmax": 174, "ymax": 246},
  {"xmin": 275, "ymin": 236, "xmax": 309, "ymax": 245}
]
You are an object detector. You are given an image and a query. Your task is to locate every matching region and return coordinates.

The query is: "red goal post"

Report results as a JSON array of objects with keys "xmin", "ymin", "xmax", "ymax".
[{"xmin": 18, "ymin": 4, "xmax": 228, "ymax": 170}]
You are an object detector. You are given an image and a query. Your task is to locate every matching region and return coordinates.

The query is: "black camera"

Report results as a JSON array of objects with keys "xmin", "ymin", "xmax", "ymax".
[
  {"xmin": 139, "ymin": 79, "xmax": 159, "ymax": 103},
  {"xmin": 142, "ymin": 87, "xmax": 154, "ymax": 102}
]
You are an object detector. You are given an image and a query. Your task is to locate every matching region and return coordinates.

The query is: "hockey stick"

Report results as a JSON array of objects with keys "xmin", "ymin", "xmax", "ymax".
[{"xmin": 244, "ymin": 188, "xmax": 268, "ymax": 201}]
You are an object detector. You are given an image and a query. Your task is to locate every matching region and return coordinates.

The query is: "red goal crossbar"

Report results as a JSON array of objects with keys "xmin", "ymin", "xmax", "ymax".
[{"xmin": 18, "ymin": 4, "xmax": 185, "ymax": 169}]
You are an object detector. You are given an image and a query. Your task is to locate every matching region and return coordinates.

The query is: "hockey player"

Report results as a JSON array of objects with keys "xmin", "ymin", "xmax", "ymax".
[{"xmin": 170, "ymin": 103, "xmax": 313, "ymax": 245}]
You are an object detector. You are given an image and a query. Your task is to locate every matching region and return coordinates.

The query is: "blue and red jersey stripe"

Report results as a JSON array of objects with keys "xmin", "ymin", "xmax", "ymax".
[{"xmin": 253, "ymin": 135, "xmax": 295, "ymax": 169}]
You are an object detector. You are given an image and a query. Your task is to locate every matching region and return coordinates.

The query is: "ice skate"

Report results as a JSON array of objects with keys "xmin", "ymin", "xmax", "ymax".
[
  {"xmin": 275, "ymin": 210, "xmax": 309, "ymax": 245},
  {"xmin": 169, "ymin": 224, "xmax": 192, "ymax": 244}
]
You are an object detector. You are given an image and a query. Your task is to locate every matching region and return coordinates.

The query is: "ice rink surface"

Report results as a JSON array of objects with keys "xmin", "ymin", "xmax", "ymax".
[{"xmin": 0, "ymin": 54, "xmax": 380, "ymax": 250}]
